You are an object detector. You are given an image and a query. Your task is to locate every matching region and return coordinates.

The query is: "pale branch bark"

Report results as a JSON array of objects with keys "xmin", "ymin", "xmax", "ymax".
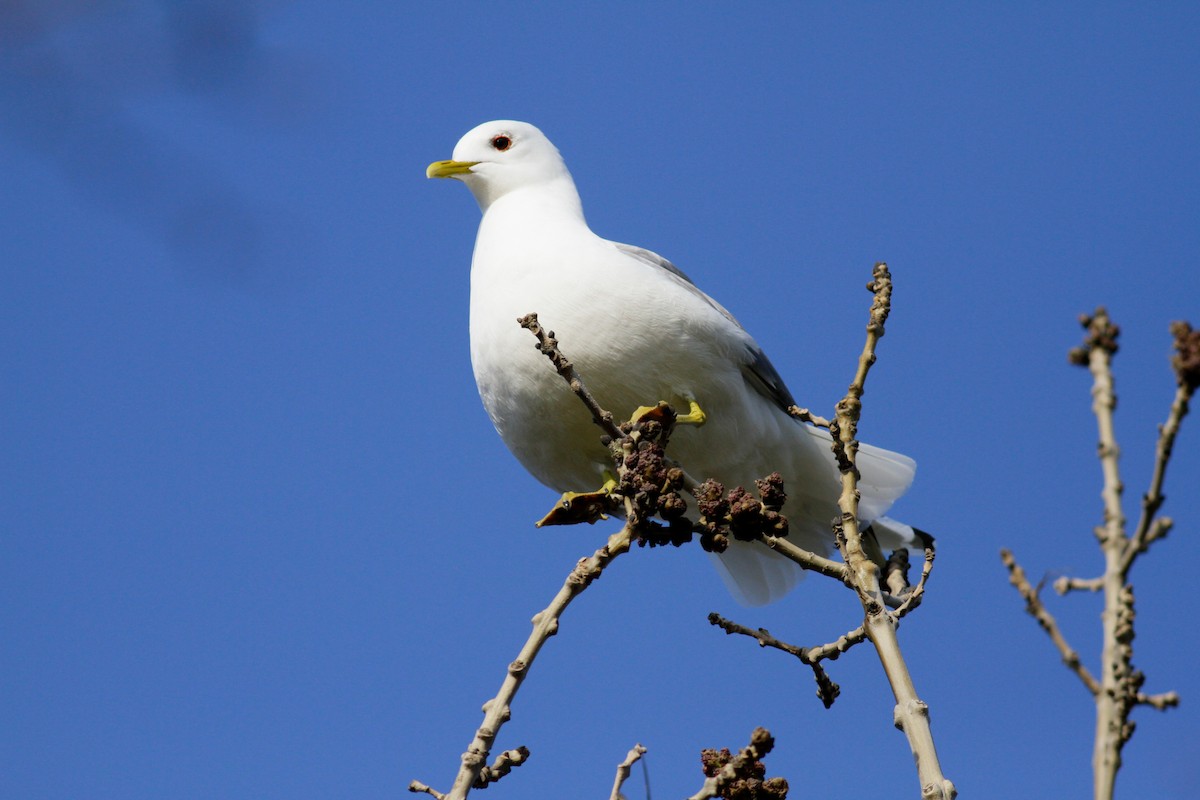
[
  {"xmin": 757, "ymin": 532, "xmax": 918, "ymax": 610},
  {"xmin": 892, "ymin": 540, "xmax": 936, "ymax": 621},
  {"xmin": 408, "ymin": 524, "xmax": 636, "ymax": 800},
  {"xmin": 1135, "ymin": 691, "xmax": 1180, "ymax": 710},
  {"xmin": 1121, "ymin": 319, "xmax": 1198, "ymax": 569},
  {"xmin": 410, "ymin": 748, "xmax": 531, "ymax": 797},
  {"xmin": 608, "ymin": 744, "xmax": 647, "ymax": 800},
  {"xmin": 758, "ymin": 533, "xmax": 849, "ymax": 583},
  {"xmin": 1000, "ymin": 548, "xmax": 1100, "ymax": 696},
  {"xmin": 787, "ymin": 405, "xmax": 832, "ymax": 429},
  {"xmin": 408, "ymin": 781, "xmax": 444, "ymax": 800},
  {"xmin": 1122, "ymin": 382, "xmax": 1190, "ymax": 571},
  {"xmin": 1004, "ymin": 310, "xmax": 1191, "ymax": 800},
  {"xmin": 826, "ymin": 263, "xmax": 955, "ymax": 800},
  {"xmin": 1055, "ymin": 576, "xmax": 1104, "ymax": 595},
  {"xmin": 1080, "ymin": 309, "xmax": 1153, "ymax": 800},
  {"xmin": 708, "ymin": 613, "xmax": 853, "ymax": 708},
  {"xmin": 476, "ymin": 747, "xmax": 530, "ymax": 788}
]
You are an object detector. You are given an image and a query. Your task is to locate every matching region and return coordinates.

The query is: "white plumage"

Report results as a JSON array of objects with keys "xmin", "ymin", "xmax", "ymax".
[{"xmin": 429, "ymin": 120, "xmax": 920, "ymax": 605}]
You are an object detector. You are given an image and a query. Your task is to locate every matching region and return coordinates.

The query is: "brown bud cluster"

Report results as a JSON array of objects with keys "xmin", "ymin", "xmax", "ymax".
[
  {"xmin": 1070, "ymin": 307, "xmax": 1120, "ymax": 365},
  {"xmin": 698, "ymin": 728, "xmax": 786, "ymax": 799},
  {"xmin": 694, "ymin": 479, "xmax": 731, "ymax": 553},
  {"xmin": 693, "ymin": 476, "xmax": 790, "ymax": 552},
  {"xmin": 1170, "ymin": 320, "xmax": 1200, "ymax": 393},
  {"xmin": 622, "ymin": 418, "xmax": 694, "ymax": 548}
]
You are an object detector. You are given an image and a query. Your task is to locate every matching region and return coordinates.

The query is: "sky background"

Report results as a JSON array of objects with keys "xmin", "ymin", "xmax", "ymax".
[{"xmin": 3, "ymin": 2, "xmax": 1198, "ymax": 798}]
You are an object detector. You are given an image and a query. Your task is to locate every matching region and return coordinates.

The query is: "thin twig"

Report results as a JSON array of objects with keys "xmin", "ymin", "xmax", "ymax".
[
  {"xmin": 518, "ymin": 313, "xmax": 625, "ymax": 441},
  {"xmin": 408, "ymin": 781, "xmax": 444, "ymax": 799},
  {"xmin": 827, "ymin": 263, "xmax": 956, "ymax": 800},
  {"xmin": 1136, "ymin": 691, "xmax": 1180, "ymax": 710},
  {"xmin": 474, "ymin": 747, "xmax": 530, "ymax": 788},
  {"xmin": 708, "ymin": 613, "xmax": 856, "ymax": 707},
  {"xmin": 891, "ymin": 540, "xmax": 936, "ymax": 621},
  {"xmin": 1054, "ymin": 576, "xmax": 1104, "ymax": 595},
  {"xmin": 1032, "ymin": 309, "xmax": 1192, "ymax": 800},
  {"xmin": 1122, "ymin": 383, "xmax": 1190, "ymax": 572},
  {"xmin": 609, "ymin": 744, "xmax": 648, "ymax": 800},
  {"xmin": 757, "ymin": 533, "xmax": 850, "ymax": 583},
  {"xmin": 1000, "ymin": 549, "xmax": 1100, "ymax": 695},
  {"xmin": 787, "ymin": 405, "xmax": 832, "ymax": 429},
  {"xmin": 408, "ymin": 524, "xmax": 636, "ymax": 800}
]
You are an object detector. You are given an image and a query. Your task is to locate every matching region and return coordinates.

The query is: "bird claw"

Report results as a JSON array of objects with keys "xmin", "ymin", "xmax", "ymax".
[{"xmin": 629, "ymin": 400, "xmax": 706, "ymax": 427}]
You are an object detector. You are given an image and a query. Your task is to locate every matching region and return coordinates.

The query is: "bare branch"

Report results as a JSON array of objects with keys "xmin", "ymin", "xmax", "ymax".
[
  {"xmin": 407, "ymin": 781, "xmax": 445, "ymax": 799},
  {"xmin": 891, "ymin": 539, "xmax": 936, "ymax": 621},
  {"xmin": 787, "ymin": 405, "xmax": 832, "ymax": 429},
  {"xmin": 1054, "ymin": 576, "xmax": 1104, "ymax": 595},
  {"xmin": 410, "ymin": 523, "xmax": 636, "ymax": 800},
  {"xmin": 1136, "ymin": 691, "xmax": 1181, "ymax": 711},
  {"xmin": 474, "ymin": 747, "xmax": 530, "ymax": 789},
  {"xmin": 708, "ymin": 613, "xmax": 856, "ymax": 708},
  {"xmin": 1000, "ymin": 548, "xmax": 1100, "ymax": 695},
  {"xmin": 518, "ymin": 313, "xmax": 625, "ymax": 441},
  {"xmin": 825, "ymin": 263, "xmax": 955, "ymax": 800},
  {"xmin": 1066, "ymin": 309, "xmax": 1188, "ymax": 799},
  {"xmin": 1123, "ymin": 374, "xmax": 1191, "ymax": 572},
  {"xmin": 609, "ymin": 744, "xmax": 648, "ymax": 800},
  {"xmin": 757, "ymin": 533, "xmax": 850, "ymax": 584}
]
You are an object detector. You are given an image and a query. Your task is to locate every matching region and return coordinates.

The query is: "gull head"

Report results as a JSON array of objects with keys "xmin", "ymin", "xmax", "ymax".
[{"xmin": 426, "ymin": 120, "xmax": 575, "ymax": 212}]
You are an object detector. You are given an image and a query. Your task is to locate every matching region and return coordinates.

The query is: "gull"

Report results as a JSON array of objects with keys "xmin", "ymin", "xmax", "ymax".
[{"xmin": 428, "ymin": 120, "xmax": 921, "ymax": 605}]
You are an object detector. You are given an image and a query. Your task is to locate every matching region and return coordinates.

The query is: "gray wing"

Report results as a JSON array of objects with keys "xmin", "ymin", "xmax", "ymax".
[{"xmin": 613, "ymin": 242, "xmax": 799, "ymax": 414}]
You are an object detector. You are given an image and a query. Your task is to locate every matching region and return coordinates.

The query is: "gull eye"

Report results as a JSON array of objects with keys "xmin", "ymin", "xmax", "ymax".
[{"xmin": 490, "ymin": 134, "xmax": 513, "ymax": 152}]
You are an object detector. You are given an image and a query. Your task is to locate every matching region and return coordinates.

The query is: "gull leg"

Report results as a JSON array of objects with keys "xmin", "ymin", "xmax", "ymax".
[
  {"xmin": 676, "ymin": 399, "xmax": 707, "ymax": 426},
  {"xmin": 629, "ymin": 400, "xmax": 707, "ymax": 427}
]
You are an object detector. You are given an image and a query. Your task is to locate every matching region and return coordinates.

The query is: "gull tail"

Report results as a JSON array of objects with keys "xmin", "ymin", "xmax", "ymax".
[{"xmin": 711, "ymin": 431, "xmax": 924, "ymax": 606}]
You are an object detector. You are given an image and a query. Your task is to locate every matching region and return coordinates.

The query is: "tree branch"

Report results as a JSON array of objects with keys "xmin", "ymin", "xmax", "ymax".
[
  {"xmin": 408, "ymin": 524, "xmax": 636, "ymax": 800},
  {"xmin": 708, "ymin": 613, "xmax": 858, "ymax": 708},
  {"xmin": 1054, "ymin": 576, "xmax": 1104, "ymax": 595},
  {"xmin": 1000, "ymin": 548, "xmax": 1100, "ymax": 695},
  {"xmin": 609, "ymin": 743, "xmax": 648, "ymax": 800},
  {"xmin": 1006, "ymin": 309, "xmax": 1193, "ymax": 800},
  {"xmin": 518, "ymin": 313, "xmax": 625, "ymax": 441},
  {"xmin": 826, "ymin": 263, "xmax": 955, "ymax": 800}
]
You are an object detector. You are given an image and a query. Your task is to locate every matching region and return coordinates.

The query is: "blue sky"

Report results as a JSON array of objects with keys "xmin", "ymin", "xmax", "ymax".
[{"xmin": 3, "ymin": 2, "xmax": 1198, "ymax": 798}]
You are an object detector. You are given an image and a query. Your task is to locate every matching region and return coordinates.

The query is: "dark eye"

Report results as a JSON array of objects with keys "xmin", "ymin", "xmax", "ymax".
[{"xmin": 490, "ymin": 134, "xmax": 513, "ymax": 151}]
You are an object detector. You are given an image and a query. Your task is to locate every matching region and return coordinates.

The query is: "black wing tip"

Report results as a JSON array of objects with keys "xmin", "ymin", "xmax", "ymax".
[{"xmin": 910, "ymin": 526, "xmax": 936, "ymax": 549}]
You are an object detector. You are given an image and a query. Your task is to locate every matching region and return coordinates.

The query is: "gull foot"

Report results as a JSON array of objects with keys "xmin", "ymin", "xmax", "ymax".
[{"xmin": 629, "ymin": 400, "xmax": 706, "ymax": 427}]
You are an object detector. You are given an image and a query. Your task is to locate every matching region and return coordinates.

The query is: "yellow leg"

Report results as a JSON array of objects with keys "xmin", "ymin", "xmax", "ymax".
[
  {"xmin": 629, "ymin": 400, "xmax": 706, "ymax": 427},
  {"xmin": 677, "ymin": 399, "xmax": 707, "ymax": 426}
]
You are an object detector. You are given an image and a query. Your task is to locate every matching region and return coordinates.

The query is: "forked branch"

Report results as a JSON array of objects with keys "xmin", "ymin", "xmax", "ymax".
[
  {"xmin": 827, "ymin": 264, "xmax": 955, "ymax": 800},
  {"xmin": 1003, "ymin": 310, "xmax": 1192, "ymax": 800}
]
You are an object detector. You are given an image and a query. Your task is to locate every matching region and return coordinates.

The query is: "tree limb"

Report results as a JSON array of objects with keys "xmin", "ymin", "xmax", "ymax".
[
  {"xmin": 609, "ymin": 744, "xmax": 648, "ymax": 800},
  {"xmin": 828, "ymin": 263, "xmax": 955, "ymax": 800}
]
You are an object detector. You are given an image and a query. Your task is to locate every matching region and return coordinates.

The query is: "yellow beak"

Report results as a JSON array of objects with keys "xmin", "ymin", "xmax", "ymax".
[{"xmin": 426, "ymin": 159, "xmax": 479, "ymax": 179}]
